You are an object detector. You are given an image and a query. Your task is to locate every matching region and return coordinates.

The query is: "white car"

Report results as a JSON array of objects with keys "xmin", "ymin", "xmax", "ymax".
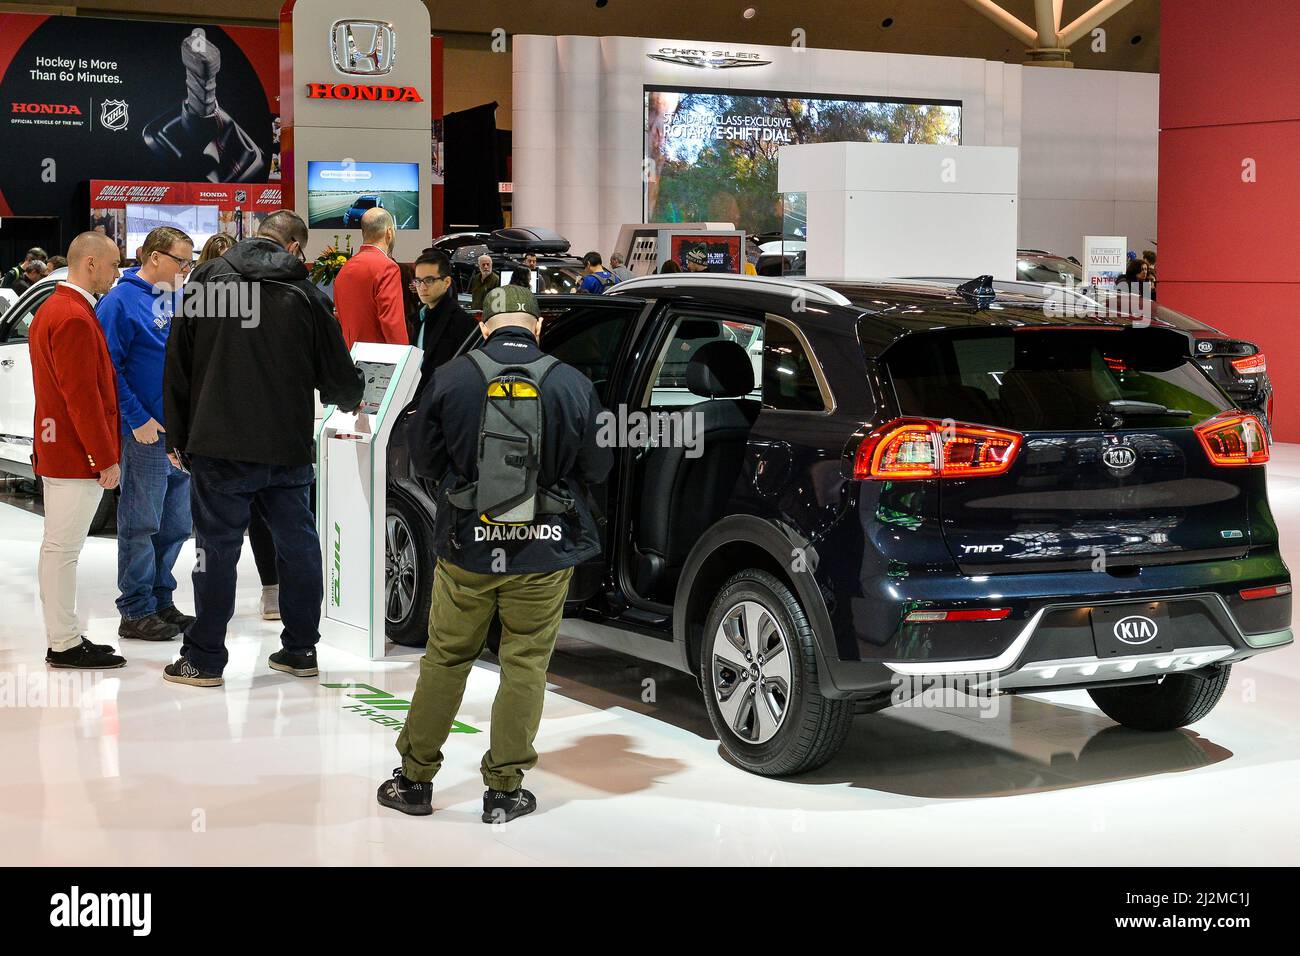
[{"xmin": 0, "ymin": 267, "xmax": 117, "ymax": 531}]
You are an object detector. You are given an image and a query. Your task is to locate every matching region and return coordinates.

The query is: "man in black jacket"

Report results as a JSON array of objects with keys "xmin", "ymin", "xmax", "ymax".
[
  {"xmin": 162, "ymin": 211, "xmax": 364, "ymax": 687},
  {"xmin": 409, "ymin": 249, "xmax": 475, "ymax": 394},
  {"xmin": 377, "ymin": 285, "xmax": 611, "ymax": 823}
]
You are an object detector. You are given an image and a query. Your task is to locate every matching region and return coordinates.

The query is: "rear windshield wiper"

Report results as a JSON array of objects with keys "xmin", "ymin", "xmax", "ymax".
[{"xmin": 1098, "ymin": 400, "xmax": 1193, "ymax": 426}]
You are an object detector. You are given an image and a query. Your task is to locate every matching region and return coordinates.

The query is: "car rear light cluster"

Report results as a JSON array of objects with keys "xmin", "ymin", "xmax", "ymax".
[
  {"xmin": 854, "ymin": 418, "xmax": 1022, "ymax": 480},
  {"xmin": 1194, "ymin": 412, "xmax": 1270, "ymax": 466},
  {"xmin": 1239, "ymin": 584, "xmax": 1292, "ymax": 601},
  {"xmin": 1230, "ymin": 352, "xmax": 1267, "ymax": 375},
  {"xmin": 904, "ymin": 608, "xmax": 1011, "ymax": 623}
]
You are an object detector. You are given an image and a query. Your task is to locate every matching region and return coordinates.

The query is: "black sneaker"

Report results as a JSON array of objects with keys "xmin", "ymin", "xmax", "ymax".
[
  {"xmin": 46, "ymin": 638, "xmax": 126, "ymax": 670},
  {"xmin": 482, "ymin": 787, "xmax": 537, "ymax": 824},
  {"xmin": 156, "ymin": 605, "xmax": 196, "ymax": 633},
  {"xmin": 119, "ymin": 613, "xmax": 180, "ymax": 642},
  {"xmin": 376, "ymin": 768, "xmax": 433, "ymax": 816},
  {"xmin": 163, "ymin": 658, "xmax": 223, "ymax": 687},
  {"xmin": 268, "ymin": 647, "xmax": 319, "ymax": 678}
]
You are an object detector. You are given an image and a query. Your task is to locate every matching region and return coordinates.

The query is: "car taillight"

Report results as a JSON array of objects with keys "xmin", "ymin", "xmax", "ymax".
[
  {"xmin": 1194, "ymin": 412, "xmax": 1270, "ymax": 466},
  {"xmin": 854, "ymin": 418, "xmax": 1022, "ymax": 480},
  {"xmin": 904, "ymin": 608, "xmax": 1012, "ymax": 623},
  {"xmin": 1230, "ymin": 352, "xmax": 1266, "ymax": 375},
  {"xmin": 1239, "ymin": 584, "xmax": 1291, "ymax": 601}
]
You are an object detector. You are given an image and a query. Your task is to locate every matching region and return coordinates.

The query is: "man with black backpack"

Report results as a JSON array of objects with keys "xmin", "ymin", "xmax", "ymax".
[
  {"xmin": 577, "ymin": 251, "xmax": 620, "ymax": 294},
  {"xmin": 377, "ymin": 285, "xmax": 611, "ymax": 823}
]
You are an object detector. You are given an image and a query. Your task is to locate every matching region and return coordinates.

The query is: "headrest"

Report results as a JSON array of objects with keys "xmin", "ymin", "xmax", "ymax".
[{"xmin": 687, "ymin": 340, "xmax": 754, "ymax": 398}]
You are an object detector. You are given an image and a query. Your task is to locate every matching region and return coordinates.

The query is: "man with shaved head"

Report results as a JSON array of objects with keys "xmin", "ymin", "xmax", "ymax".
[
  {"xmin": 332, "ymin": 205, "xmax": 408, "ymax": 348},
  {"xmin": 30, "ymin": 231, "xmax": 126, "ymax": 669}
]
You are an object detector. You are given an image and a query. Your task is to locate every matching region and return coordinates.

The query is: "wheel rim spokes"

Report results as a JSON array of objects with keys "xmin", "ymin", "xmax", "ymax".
[{"xmin": 711, "ymin": 599, "xmax": 791, "ymax": 744}]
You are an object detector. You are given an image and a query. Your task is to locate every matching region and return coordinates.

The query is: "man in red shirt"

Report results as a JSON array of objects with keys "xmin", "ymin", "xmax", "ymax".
[
  {"xmin": 332, "ymin": 207, "xmax": 408, "ymax": 348},
  {"xmin": 30, "ymin": 231, "xmax": 126, "ymax": 669}
]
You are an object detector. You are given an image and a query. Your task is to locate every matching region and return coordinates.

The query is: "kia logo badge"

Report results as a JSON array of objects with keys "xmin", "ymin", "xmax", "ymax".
[
  {"xmin": 1197, "ymin": 340, "xmax": 1214, "ymax": 353},
  {"xmin": 1113, "ymin": 614, "xmax": 1159, "ymax": 645},
  {"xmin": 331, "ymin": 19, "xmax": 396, "ymax": 76},
  {"xmin": 1102, "ymin": 445, "xmax": 1137, "ymax": 472}
]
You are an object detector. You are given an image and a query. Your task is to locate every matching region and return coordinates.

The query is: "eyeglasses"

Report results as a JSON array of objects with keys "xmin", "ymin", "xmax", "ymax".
[
  {"xmin": 410, "ymin": 275, "xmax": 450, "ymax": 290},
  {"xmin": 158, "ymin": 251, "xmax": 196, "ymax": 271}
]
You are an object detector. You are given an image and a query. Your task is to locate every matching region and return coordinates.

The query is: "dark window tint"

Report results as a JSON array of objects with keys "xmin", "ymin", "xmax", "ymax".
[
  {"xmin": 762, "ymin": 321, "xmax": 825, "ymax": 410},
  {"xmin": 1, "ymin": 286, "xmax": 55, "ymax": 343},
  {"xmin": 883, "ymin": 328, "xmax": 1232, "ymax": 431},
  {"xmin": 539, "ymin": 305, "xmax": 635, "ymax": 404}
]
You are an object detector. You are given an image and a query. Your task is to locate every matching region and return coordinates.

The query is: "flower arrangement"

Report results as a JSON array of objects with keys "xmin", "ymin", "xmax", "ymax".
[{"xmin": 310, "ymin": 234, "xmax": 354, "ymax": 286}]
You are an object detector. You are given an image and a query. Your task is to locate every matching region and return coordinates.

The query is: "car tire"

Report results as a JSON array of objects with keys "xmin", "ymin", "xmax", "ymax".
[
  {"xmin": 384, "ymin": 495, "xmax": 433, "ymax": 647},
  {"xmin": 1087, "ymin": 665, "xmax": 1231, "ymax": 732},
  {"xmin": 699, "ymin": 569, "xmax": 853, "ymax": 776}
]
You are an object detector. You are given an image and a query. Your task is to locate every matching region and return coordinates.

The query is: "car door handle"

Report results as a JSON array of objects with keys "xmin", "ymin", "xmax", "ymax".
[{"xmin": 0, "ymin": 359, "xmax": 13, "ymax": 368}]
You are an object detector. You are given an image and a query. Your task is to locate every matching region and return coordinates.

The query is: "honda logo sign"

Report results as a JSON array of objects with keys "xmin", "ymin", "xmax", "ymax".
[{"xmin": 331, "ymin": 19, "xmax": 396, "ymax": 76}]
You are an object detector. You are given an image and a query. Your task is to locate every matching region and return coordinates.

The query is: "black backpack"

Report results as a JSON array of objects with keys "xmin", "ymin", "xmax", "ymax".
[{"xmin": 445, "ymin": 350, "xmax": 573, "ymax": 524}]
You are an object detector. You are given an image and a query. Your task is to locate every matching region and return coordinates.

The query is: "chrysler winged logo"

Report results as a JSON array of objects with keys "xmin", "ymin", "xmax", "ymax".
[
  {"xmin": 100, "ymin": 99, "xmax": 129, "ymax": 131},
  {"xmin": 647, "ymin": 47, "xmax": 772, "ymax": 69},
  {"xmin": 331, "ymin": 19, "xmax": 396, "ymax": 76},
  {"xmin": 1102, "ymin": 444, "xmax": 1137, "ymax": 473},
  {"xmin": 1113, "ymin": 614, "xmax": 1159, "ymax": 645}
]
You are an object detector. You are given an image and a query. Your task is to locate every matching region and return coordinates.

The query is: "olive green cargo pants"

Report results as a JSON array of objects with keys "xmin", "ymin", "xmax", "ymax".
[{"xmin": 396, "ymin": 558, "xmax": 573, "ymax": 792}]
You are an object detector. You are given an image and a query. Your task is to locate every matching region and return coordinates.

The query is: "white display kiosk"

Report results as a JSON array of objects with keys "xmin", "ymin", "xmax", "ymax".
[
  {"xmin": 777, "ymin": 141, "xmax": 1020, "ymax": 280},
  {"xmin": 316, "ymin": 342, "xmax": 423, "ymax": 660}
]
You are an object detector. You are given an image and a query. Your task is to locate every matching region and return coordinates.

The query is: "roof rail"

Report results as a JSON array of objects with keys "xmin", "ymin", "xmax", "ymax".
[{"xmin": 608, "ymin": 272, "xmax": 852, "ymax": 307}]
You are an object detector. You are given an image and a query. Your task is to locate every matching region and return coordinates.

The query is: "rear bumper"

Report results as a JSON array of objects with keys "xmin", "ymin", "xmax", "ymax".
[{"xmin": 884, "ymin": 590, "xmax": 1291, "ymax": 689}]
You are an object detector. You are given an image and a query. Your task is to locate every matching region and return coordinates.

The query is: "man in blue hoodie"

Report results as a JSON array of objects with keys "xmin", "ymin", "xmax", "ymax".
[{"xmin": 97, "ymin": 226, "xmax": 196, "ymax": 642}]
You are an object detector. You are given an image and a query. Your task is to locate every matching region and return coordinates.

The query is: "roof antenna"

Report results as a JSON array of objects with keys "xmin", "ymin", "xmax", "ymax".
[{"xmin": 956, "ymin": 274, "xmax": 996, "ymax": 310}]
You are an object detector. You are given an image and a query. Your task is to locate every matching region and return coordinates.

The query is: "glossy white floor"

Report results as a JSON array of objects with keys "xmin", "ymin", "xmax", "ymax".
[{"xmin": 2, "ymin": 449, "xmax": 1298, "ymax": 867}]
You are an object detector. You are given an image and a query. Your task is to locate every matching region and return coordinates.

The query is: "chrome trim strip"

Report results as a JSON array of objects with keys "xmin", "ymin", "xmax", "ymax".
[
  {"xmin": 609, "ymin": 273, "xmax": 853, "ymax": 308},
  {"xmin": 886, "ymin": 608, "xmax": 1046, "ymax": 676},
  {"xmin": 989, "ymin": 646, "xmax": 1236, "ymax": 690}
]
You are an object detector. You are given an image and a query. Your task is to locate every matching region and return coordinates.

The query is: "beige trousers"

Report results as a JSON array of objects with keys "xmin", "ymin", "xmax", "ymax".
[{"xmin": 38, "ymin": 477, "xmax": 104, "ymax": 652}]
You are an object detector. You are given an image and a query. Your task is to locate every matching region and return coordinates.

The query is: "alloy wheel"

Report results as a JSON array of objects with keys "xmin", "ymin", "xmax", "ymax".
[
  {"xmin": 711, "ymin": 600, "xmax": 792, "ymax": 744},
  {"xmin": 384, "ymin": 514, "xmax": 418, "ymax": 624}
]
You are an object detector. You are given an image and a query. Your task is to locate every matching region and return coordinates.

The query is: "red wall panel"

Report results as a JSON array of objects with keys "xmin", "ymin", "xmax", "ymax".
[{"xmin": 1160, "ymin": 1, "xmax": 1300, "ymax": 442}]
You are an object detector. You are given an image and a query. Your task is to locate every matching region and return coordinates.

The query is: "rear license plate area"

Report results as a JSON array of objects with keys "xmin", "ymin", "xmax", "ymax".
[{"xmin": 1090, "ymin": 601, "xmax": 1173, "ymax": 657}]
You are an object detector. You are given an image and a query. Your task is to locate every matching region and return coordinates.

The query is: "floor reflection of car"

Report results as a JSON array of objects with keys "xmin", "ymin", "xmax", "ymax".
[
  {"xmin": 342, "ymin": 195, "xmax": 383, "ymax": 228},
  {"xmin": 382, "ymin": 272, "xmax": 1292, "ymax": 776},
  {"xmin": 0, "ymin": 267, "xmax": 117, "ymax": 531}
]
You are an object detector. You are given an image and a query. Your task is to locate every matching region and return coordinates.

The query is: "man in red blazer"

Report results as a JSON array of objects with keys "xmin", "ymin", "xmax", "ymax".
[
  {"xmin": 332, "ymin": 207, "xmax": 408, "ymax": 349},
  {"xmin": 30, "ymin": 231, "xmax": 126, "ymax": 669}
]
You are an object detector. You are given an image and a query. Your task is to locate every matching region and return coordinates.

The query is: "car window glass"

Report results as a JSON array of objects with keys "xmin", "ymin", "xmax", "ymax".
[
  {"xmin": 539, "ymin": 305, "xmax": 636, "ymax": 405},
  {"xmin": 761, "ymin": 320, "xmax": 826, "ymax": 411},
  {"xmin": 645, "ymin": 313, "xmax": 763, "ymax": 409},
  {"xmin": 1, "ymin": 286, "xmax": 55, "ymax": 343},
  {"xmin": 883, "ymin": 328, "xmax": 1232, "ymax": 431}
]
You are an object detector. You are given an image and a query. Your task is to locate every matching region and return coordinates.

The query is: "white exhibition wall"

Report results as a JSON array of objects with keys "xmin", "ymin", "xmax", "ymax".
[{"xmin": 512, "ymin": 35, "xmax": 1158, "ymax": 265}]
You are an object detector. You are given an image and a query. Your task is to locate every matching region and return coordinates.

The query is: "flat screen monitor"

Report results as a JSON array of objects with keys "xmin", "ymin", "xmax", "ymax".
[
  {"xmin": 644, "ymin": 86, "xmax": 962, "ymax": 238},
  {"xmin": 307, "ymin": 160, "xmax": 420, "ymax": 230},
  {"xmin": 355, "ymin": 360, "xmax": 396, "ymax": 414},
  {"xmin": 125, "ymin": 204, "xmax": 220, "ymax": 258}
]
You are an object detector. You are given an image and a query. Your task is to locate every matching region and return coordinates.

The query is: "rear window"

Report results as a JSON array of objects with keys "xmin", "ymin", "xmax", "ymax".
[{"xmin": 882, "ymin": 328, "xmax": 1232, "ymax": 431}]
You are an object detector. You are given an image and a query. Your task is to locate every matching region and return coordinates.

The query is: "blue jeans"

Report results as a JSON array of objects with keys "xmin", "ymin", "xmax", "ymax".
[
  {"xmin": 183, "ymin": 455, "xmax": 322, "ymax": 674},
  {"xmin": 116, "ymin": 436, "xmax": 192, "ymax": 620}
]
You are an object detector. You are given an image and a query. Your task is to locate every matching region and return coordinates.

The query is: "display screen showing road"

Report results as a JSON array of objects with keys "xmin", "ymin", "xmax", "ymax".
[{"xmin": 307, "ymin": 160, "xmax": 420, "ymax": 229}]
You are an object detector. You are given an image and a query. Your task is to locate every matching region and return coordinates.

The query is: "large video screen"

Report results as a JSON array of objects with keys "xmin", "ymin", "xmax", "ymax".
[
  {"xmin": 125, "ymin": 204, "xmax": 220, "ymax": 257},
  {"xmin": 306, "ymin": 160, "xmax": 420, "ymax": 229},
  {"xmin": 644, "ymin": 87, "xmax": 962, "ymax": 237}
]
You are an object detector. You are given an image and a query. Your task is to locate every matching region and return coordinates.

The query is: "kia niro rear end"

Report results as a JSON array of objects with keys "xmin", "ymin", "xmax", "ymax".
[{"xmin": 854, "ymin": 310, "xmax": 1291, "ymax": 731}]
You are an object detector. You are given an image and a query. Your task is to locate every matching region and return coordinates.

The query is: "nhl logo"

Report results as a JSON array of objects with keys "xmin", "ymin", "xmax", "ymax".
[
  {"xmin": 100, "ymin": 99, "xmax": 129, "ymax": 131},
  {"xmin": 234, "ymin": 189, "xmax": 248, "ymax": 203}
]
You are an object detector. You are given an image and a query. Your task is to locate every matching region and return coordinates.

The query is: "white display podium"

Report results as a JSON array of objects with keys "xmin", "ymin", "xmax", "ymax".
[
  {"xmin": 777, "ymin": 142, "xmax": 1020, "ymax": 281},
  {"xmin": 316, "ymin": 342, "xmax": 423, "ymax": 660}
]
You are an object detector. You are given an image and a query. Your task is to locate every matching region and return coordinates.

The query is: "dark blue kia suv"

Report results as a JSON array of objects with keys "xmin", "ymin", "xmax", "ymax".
[{"xmin": 384, "ymin": 273, "xmax": 1292, "ymax": 776}]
